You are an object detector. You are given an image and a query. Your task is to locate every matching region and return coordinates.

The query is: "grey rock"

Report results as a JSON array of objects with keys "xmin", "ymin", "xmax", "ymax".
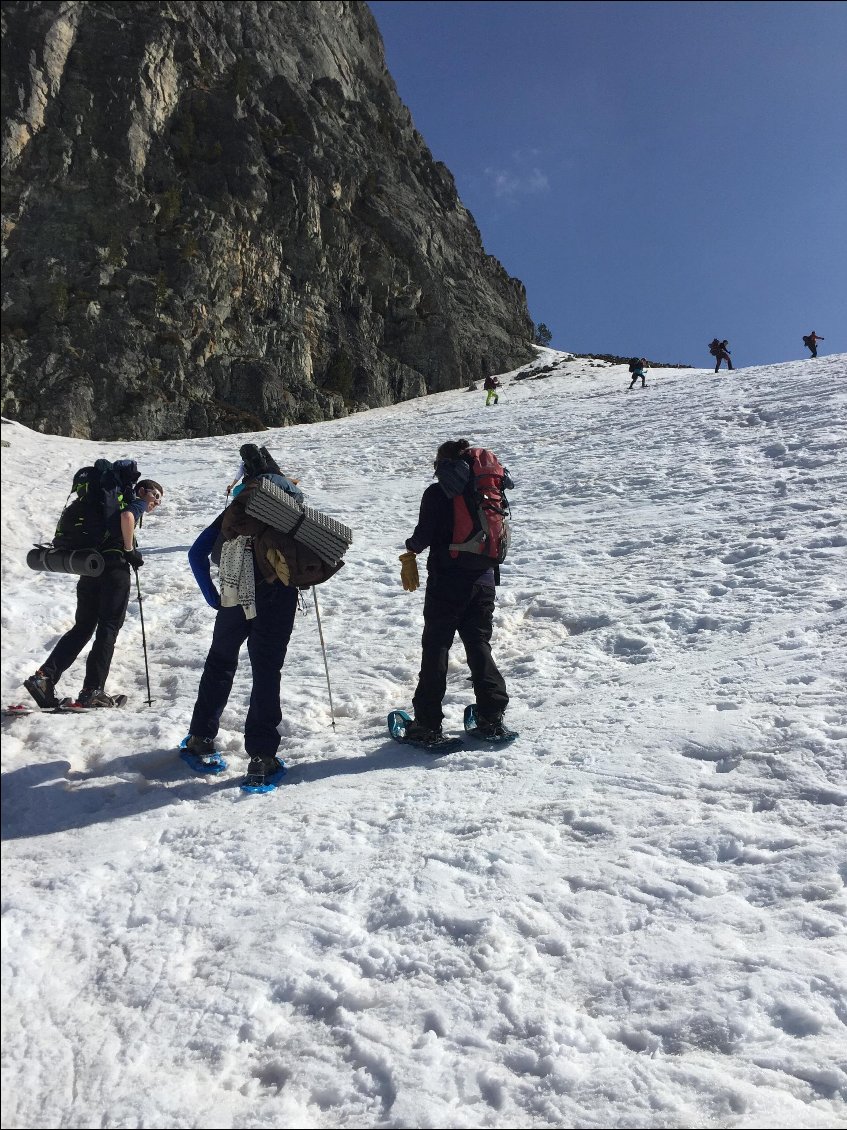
[{"xmin": 1, "ymin": 1, "xmax": 533, "ymax": 440}]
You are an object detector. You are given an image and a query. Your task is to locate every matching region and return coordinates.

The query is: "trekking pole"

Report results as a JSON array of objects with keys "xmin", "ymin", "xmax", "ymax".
[
  {"xmin": 312, "ymin": 587, "xmax": 336, "ymax": 729},
  {"xmin": 134, "ymin": 568, "xmax": 153, "ymax": 706}
]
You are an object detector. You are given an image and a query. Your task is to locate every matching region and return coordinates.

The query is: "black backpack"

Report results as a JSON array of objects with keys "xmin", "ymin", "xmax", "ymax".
[
  {"xmin": 240, "ymin": 443, "xmax": 282, "ymax": 480},
  {"xmin": 628, "ymin": 357, "xmax": 641, "ymax": 372},
  {"xmin": 53, "ymin": 458, "xmax": 140, "ymax": 550}
]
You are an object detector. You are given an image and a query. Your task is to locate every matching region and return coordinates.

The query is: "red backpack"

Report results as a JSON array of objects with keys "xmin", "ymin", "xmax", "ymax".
[{"xmin": 435, "ymin": 447, "xmax": 513, "ymax": 563}]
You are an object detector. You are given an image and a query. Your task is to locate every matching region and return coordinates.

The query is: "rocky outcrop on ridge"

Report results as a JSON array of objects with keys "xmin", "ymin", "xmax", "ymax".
[{"xmin": 1, "ymin": 1, "xmax": 533, "ymax": 439}]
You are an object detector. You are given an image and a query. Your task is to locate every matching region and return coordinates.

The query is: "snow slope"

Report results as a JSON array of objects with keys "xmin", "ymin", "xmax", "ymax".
[{"xmin": 2, "ymin": 351, "xmax": 846, "ymax": 1130}]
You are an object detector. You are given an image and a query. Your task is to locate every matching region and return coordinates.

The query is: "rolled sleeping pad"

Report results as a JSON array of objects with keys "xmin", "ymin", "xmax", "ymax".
[{"xmin": 26, "ymin": 547, "xmax": 105, "ymax": 577}]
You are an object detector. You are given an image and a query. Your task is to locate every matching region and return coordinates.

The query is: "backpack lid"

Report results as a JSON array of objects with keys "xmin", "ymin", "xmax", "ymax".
[{"xmin": 434, "ymin": 459, "xmax": 471, "ymax": 498}]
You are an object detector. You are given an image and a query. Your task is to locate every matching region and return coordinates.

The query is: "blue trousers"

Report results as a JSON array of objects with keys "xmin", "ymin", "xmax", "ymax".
[{"xmin": 189, "ymin": 580, "xmax": 298, "ymax": 758}]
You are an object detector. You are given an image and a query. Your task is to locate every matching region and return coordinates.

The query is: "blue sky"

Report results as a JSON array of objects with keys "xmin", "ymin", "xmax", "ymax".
[{"xmin": 368, "ymin": 1, "xmax": 846, "ymax": 366}]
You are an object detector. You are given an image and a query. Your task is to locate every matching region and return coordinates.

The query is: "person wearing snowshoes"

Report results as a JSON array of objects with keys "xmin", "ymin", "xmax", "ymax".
[
  {"xmin": 182, "ymin": 444, "xmax": 304, "ymax": 790},
  {"xmin": 627, "ymin": 358, "xmax": 648, "ymax": 389},
  {"xmin": 802, "ymin": 331, "xmax": 824, "ymax": 358},
  {"xmin": 709, "ymin": 338, "xmax": 733, "ymax": 372},
  {"xmin": 24, "ymin": 477, "xmax": 164, "ymax": 710},
  {"xmin": 398, "ymin": 438, "xmax": 512, "ymax": 749}
]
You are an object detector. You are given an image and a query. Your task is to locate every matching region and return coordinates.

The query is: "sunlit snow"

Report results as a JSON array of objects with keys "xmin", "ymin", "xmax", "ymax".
[{"xmin": 2, "ymin": 351, "xmax": 845, "ymax": 1129}]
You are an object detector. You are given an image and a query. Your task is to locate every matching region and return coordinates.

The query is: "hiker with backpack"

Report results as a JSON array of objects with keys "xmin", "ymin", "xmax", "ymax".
[
  {"xmin": 395, "ymin": 439, "xmax": 515, "ymax": 749},
  {"xmin": 24, "ymin": 466, "xmax": 164, "ymax": 709},
  {"xmin": 803, "ymin": 331, "xmax": 824, "ymax": 358},
  {"xmin": 627, "ymin": 358, "xmax": 648, "ymax": 389},
  {"xmin": 181, "ymin": 446, "xmax": 339, "ymax": 789},
  {"xmin": 226, "ymin": 443, "xmax": 302, "ymax": 502},
  {"xmin": 483, "ymin": 375, "xmax": 501, "ymax": 406},
  {"xmin": 709, "ymin": 339, "xmax": 733, "ymax": 372}
]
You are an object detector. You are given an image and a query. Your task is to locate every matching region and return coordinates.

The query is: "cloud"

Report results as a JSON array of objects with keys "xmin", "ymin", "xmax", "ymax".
[{"xmin": 483, "ymin": 164, "xmax": 550, "ymax": 199}]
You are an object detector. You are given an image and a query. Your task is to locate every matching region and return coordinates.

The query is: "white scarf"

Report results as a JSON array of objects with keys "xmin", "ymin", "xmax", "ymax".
[{"xmin": 218, "ymin": 536, "xmax": 257, "ymax": 620}]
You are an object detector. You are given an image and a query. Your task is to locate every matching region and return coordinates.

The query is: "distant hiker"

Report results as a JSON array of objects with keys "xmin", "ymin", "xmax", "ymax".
[
  {"xmin": 183, "ymin": 464, "xmax": 316, "ymax": 789},
  {"xmin": 225, "ymin": 461, "xmax": 244, "ymax": 500},
  {"xmin": 802, "ymin": 331, "xmax": 824, "ymax": 358},
  {"xmin": 627, "ymin": 357, "xmax": 648, "ymax": 389},
  {"xmin": 397, "ymin": 438, "xmax": 514, "ymax": 747},
  {"xmin": 483, "ymin": 375, "xmax": 501, "ymax": 406},
  {"xmin": 25, "ymin": 471, "xmax": 164, "ymax": 709},
  {"xmin": 709, "ymin": 339, "xmax": 733, "ymax": 372}
]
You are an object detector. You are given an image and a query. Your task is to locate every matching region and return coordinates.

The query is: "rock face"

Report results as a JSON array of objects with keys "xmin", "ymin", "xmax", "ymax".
[{"xmin": 0, "ymin": 1, "xmax": 533, "ymax": 440}]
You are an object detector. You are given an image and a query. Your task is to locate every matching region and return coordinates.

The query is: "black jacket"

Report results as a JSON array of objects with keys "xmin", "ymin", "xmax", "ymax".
[{"xmin": 406, "ymin": 484, "xmax": 495, "ymax": 579}]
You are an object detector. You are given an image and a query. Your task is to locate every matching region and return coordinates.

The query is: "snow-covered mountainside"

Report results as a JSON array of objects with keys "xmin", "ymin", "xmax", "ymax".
[{"xmin": 2, "ymin": 352, "xmax": 845, "ymax": 1129}]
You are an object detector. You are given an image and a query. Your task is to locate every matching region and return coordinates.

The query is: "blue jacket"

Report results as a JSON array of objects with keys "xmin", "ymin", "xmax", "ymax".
[{"xmin": 188, "ymin": 512, "xmax": 224, "ymax": 609}]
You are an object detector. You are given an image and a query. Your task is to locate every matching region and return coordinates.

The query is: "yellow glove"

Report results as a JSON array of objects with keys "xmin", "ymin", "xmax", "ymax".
[{"xmin": 399, "ymin": 551, "xmax": 419, "ymax": 592}]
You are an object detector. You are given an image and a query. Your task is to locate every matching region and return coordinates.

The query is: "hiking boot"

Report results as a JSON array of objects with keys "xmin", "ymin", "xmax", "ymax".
[
  {"xmin": 78, "ymin": 687, "xmax": 120, "ymax": 708},
  {"xmin": 183, "ymin": 734, "xmax": 220, "ymax": 765},
  {"xmin": 475, "ymin": 713, "xmax": 511, "ymax": 741},
  {"xmin": 402, "ymin": 720, "xmax": 444, "ymax": 745},
  {"xmin": 245, "ymin": 756, "xmax": 282, "ymax": 784},
  {"xmin": 24, "ymin": 671, "xmax": 59, "ymax": 709}
]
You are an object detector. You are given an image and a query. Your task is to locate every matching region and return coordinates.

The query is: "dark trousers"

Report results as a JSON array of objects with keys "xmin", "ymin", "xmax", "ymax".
[
  {"xmin": 808, "ymin": 345, "xmax": 818, "ymax": 358},
  {"xmin": 412, "ymin": 572, "xmax": 508, "ymax": 729},
  {"xmin": 189, "ymin": 580, "xmax": 298, "ymax": 759},
  {"xmin": 42, "ymin": 565, "xmax": 131, "ymax": 691},
  {"xmin": 715, "ymin": 354, "xmax": 733, "ymax": 371}
]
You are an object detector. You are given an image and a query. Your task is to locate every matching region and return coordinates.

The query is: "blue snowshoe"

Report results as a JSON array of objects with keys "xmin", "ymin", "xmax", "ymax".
[
  {"xmin": 241, "ymin": 757, "xmax": 287, "ymax": 794},
  {"xmin": 463, "ymin": 705, "xmax": 518, "ymax": 745},
  {"xmin": 388, "ymin": 710, "xmax": 463, "ymax": 754},
  {"xmin": 179, "ymin": 734, "xmax": 228, "ymax": 775}
]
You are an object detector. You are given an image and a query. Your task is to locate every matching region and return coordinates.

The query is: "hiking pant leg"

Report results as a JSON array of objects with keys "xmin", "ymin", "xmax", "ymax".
[
  {"xmin": 41, "ymin": 575, "xmax": 102, "ymax": 682},
  {"xmin": 457, "ymin": 583, "xmax": 509, "ymax": 720},
  {"xmin": 82, "ymin": 566, "xmax": 132, "ymax": 690},
  {"xmin": 412, "ymin": 574, "xmax": 467, "ymax": 729},
  {"xmin": 189, "ymin": 603, "xmax": 252, "ymax": 740},
  {"xmin": 244, "ymin": 582, "xmax": 299, "ymax": 759}
]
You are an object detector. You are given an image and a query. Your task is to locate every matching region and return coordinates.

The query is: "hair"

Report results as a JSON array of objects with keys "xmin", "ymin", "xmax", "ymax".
[
  {"xmin": 435, "ymin": 438, "xmax": 471, "ymax": 465},
  {"xmin": 137, "ymin": 479, "xmax": 164, "ymax": 495}
]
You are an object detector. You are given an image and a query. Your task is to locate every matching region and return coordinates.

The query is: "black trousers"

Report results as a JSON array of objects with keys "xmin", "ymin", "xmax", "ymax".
[
  {"xmin": 42, "ymin": 565, "xmax": 131, "ymax": 692},
  {"xmin": 189, "ymin": 580, "xmax": 298, "ymax": 759},
  {"xmin": 412, "ymin": 572, "xmax": 509, "ymax": 729}
]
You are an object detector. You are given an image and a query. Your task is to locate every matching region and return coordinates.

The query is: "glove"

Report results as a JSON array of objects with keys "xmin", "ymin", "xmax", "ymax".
[
  {"xmin": 124, "ymin": 548, "xmax": 144, "ymax": 569},
  {"xmin": 399, "ymin": 551, "xmax": 419, "ymax": 592}
]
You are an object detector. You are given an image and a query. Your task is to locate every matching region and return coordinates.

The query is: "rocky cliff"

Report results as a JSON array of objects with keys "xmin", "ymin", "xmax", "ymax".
[{"xmin": 1, "ymin": 0, "xmax": 533, "ymax": 440}]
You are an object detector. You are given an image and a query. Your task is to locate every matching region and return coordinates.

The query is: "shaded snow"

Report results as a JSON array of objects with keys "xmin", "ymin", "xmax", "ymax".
[{"xmin": 2, "ymin": 352, "xmax": 846, "ymax": 1129}]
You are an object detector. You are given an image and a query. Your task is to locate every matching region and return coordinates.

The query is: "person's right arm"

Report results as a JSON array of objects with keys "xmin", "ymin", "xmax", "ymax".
[
  {"xmin": 405, "ymin": 488, "xmax": 441, "ymax": 554},
  {"xmin": 188, "ymin": 514, "xmax": 224, "ymax": 609}
]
